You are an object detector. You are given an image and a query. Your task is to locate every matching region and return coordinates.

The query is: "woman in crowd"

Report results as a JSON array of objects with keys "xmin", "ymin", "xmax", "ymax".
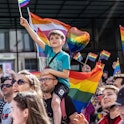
[
  {"xmin": 11, "ymin": 70, "xmax": 51, "ymax": 123},
  {"xmin": 10, "ymin": 91, "xmax": 51, "ymax": 124},
  {"xmin": 12, "ymin": 70, "xmax": 42, "ymax": 98}
]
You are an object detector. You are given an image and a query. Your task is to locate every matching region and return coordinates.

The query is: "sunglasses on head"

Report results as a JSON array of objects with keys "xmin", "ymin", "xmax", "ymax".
[
  {"xmin": 12, "ymin": 79, "xmax": 27, "ymax": 85},
  {"xmin": 1, "ymin": 83, "xmax": 12, "ymax": 90}
]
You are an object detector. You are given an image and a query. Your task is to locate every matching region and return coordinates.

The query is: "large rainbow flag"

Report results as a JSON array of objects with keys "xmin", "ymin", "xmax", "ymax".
[
  {"xmin": 29, "ymin": 12, "xmax": 90, "ymax": 54},
  {"xmin": 120, "ymin": 25, "xmax": 124, "ymax": 55},
  {"xmin": 69, "ymin": 62, "xmax": 103, "ymax": 112}
]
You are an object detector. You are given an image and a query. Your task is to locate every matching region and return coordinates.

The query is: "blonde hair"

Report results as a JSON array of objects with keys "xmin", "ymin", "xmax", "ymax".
[
  {"xmin": 102, "ymin": 85, "xmax": 119, "ymax": 95},
  {"xmin": 18, "ymin": 70, "xmax": 43, "ymax": 99}
]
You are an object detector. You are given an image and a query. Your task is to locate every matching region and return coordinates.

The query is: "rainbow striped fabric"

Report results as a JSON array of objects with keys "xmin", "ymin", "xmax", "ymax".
[
  {"xmin": 67, "ymin": 27, "xmax": 90, "ymax": 53},
  {"xmin": 113, "ymin": 58, "xmax": 121, "ymax": 75},
  {"xmin": 87, "ymin": 52, "xmax": 98, "ymax": 62},
  {"xmin": 99, "ymin": 50, "xmax": 111, "ymax": 60},
  {"xmin": 30, "ymin": 12, "xmax": 90, "ymax": 54},
  {"xmin": 120, "ymin": 25, "xmax": 124, "ymax": 55},
  {"xmin": 18, "ymin": 0, "xmax": 30, "ymax": 8},
  {"xmin": 73, "ymin": 52, "xmax": 83, "ymax": 62},
  {"xmin": 30, "ymin": 12, "xmax": 71, "ymax": 57},
  {"xmin": 69, "ymin": 62, "xmax": 103, "ymax": 112},
  {"xmin": 30, "ymin": 12, "xmax": 71, "ymax": 37}
]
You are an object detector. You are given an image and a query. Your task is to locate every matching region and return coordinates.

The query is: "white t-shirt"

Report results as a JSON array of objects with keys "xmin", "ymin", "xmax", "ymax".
[{"xmin": 1, "ymin": 102, "xmax": 12, "ymax": 124}]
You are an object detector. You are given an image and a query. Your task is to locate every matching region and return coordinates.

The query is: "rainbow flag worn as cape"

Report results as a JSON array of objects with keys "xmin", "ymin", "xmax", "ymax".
[
  {"xmin": 113, "ymin": 58, "xmax": 121, "ymax": 75},
  {"xmin": 99, "ymin": 50, "xmax": 111, "ymax": 60},
  {"xmin": 69, "ymin": 62, "xmax": 103, "ymax": 112},
  {"xmin": 87, "ymin": 52, "xmax": 98, "ymax": 62},
  {"xmin": 120, "ymin": 25, "xmax": 124, "ymax": 55},
  {"xmin": 18, "ymin": 0, "xmax": 30, "ymax": 7}
]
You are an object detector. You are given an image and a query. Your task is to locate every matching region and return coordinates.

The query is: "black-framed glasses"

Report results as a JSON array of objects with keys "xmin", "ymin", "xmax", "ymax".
[
  {"xmin": 1, "ymin": 83, "xmax": 13, "ymax": 90},
  {"xmin": 39, "ymin": 78, "xmax": 56, "ymax": 82},
  {"xmin": 12, "ymin": 79, "xmax": 27, "ymax": 85}
]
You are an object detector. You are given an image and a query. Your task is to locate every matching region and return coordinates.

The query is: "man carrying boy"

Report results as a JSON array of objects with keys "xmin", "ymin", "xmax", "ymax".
[{"xmin": 20, "ymin": 17, "xmax": 70, "ymax": 124}]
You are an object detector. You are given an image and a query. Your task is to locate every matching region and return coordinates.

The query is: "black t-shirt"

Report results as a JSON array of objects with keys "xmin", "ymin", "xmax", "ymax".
[{"xmin": 44, "ymin": 95, "xmax": 76, "ymax": 123}]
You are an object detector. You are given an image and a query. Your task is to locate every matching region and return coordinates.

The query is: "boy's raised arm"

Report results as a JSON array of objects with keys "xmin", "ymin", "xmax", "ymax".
[{"xmin": 20, "ymin": 17, "xmax": 45, "ymax": 50}]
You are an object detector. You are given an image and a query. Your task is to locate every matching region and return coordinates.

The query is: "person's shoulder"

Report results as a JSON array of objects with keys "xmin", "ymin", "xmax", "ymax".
[{"xmin": 60, "ymin": 50, "xmax": 70, "ymax": 57}]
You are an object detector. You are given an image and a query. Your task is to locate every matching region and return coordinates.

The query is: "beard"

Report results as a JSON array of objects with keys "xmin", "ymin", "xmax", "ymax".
[{"xmin": 42, "ymin": 87, "xmax": 54, "ymax": 93}]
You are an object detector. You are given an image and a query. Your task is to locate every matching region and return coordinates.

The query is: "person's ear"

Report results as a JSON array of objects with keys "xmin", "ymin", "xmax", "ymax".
[
  {"xmin": 54, "ymin": 79, "xmax": 58, "ymax": 86},
  {"xmin": 23, "ymin": 108, "xmax": 29, "ymax": 118}
]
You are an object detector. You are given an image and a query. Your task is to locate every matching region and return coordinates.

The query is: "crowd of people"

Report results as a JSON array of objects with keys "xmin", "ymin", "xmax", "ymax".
[{"xmin": 0, "ymin": 16, "xmax": 123, "ymax": 124}]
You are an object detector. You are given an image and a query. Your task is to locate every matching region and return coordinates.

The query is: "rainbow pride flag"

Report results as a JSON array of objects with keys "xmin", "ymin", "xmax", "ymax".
[
  {"xmin": 99, "ymin": 50, "xmax": 111, "ymax": 60},
  {"xmin": 69, "ymin": 62, "xmax": 103, "ymax": 112},
  {"xmin": 67, "ymin": 27, "xmax": 90, "ymax": 53},
  {"xmin": 120, "ymin": 25, "xmax": 124, "ymax": 55},
  {"xmin": 18, "ymin": 0, "xmax": 30, "ymax": 8},
  {"xmin": 73, "ymin": 52, "xmax": 83, "ymax": 62},
  {"xmin": 30, "ymin": 12, "xmax": 71, "ymax": 37},
  {"xmin": 113, "ymin": 58, "xmax": 121, "ymax": 75},
  {"xmin": 87, "ymin": 52, "xmax": 98, "ymax": 62},
  {"xmin": 29, "ymin": 12, "xmax": 90, "ymax": 54},
  {"xmin": 30, "ymin": 71, "xmax": 41, "ymax": 78}
]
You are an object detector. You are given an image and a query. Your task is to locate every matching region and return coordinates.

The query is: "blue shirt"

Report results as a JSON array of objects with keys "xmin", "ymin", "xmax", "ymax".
[{"xmin": 44, "ymin": 45, "xmax": 70, "ymax": 88}]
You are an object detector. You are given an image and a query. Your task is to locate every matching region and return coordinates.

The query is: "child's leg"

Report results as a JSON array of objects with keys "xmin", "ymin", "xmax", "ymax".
[{"xmin": 51, "ymin": 93, "xmax": 61, "ymax": 124}]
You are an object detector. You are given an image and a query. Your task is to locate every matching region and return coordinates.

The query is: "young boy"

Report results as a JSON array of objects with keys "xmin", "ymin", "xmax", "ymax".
[{"xmin": 20, "ymin": 17, "xmax": 70, "ymax": 124}]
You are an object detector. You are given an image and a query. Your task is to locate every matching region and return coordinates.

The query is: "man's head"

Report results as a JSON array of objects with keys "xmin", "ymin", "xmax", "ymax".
[
  {"xmin": 39, "ymin": 74, "xmax": 58, "ymax": 93},
  {"xmin": 0, "ymin": 76, "xmax": 13, "ymax": 98},
  {"xmin": 113, "ymin": 74, "xmax": 124, "ymax": 89},
  {"xmin": 115, "ymin": 86, "xmax": 124, "ymax": 120},
  {"xmin": 101, "ymin": 85, "xmax": 119, "ymax": 109}
]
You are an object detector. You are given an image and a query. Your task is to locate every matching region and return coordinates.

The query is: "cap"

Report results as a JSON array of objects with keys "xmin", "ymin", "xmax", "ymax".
[{"xmin": 115, "ymin": 86, "xmax": 124, "ymax": 105}]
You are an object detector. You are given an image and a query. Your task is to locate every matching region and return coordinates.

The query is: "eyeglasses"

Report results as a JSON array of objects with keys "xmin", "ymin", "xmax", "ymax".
[
  {"xmin": 39, "ymin": 78, "xmax": 56, "ymax": 82},
  {"xmin": 12, "ymin": 79, "xmax": 28, "ymax": 85},
  {"xmin": 1, "ymin": 83, "xmax": 13, "ymax": 90}
]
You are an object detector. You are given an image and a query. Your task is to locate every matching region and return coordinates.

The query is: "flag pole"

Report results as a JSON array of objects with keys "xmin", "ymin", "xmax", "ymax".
[
  {"xmin": 18, "ymin": 1, "xmax": 23, "ymax": 17},
  {"xmin": 27, "ymin": 7, "xmax": 44, "ymax": 71},
  {"xmin": 84, "ymin": 53, "xmax": 88, "ymax": 65}
]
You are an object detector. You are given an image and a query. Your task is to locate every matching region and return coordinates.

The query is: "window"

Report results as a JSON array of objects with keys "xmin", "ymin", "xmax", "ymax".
[
  {"xmin": 0, "ymin": 30, "xmax": 9, "ymax": 51},
  {"xmin": 22, "ymin": 31, "xmax": 35, "ymax": 52},
  {"xmin": 25, "ymin": 59, "xmax": 38, "ymax": 71}
]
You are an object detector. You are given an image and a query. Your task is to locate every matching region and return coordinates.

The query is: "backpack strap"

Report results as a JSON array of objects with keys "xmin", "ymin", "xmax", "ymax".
[
  {"xmin": 60, "ymin": 98, "xmax": 67, "ymax": 120},
  {"xmin": 48, "ymin": 52, "xmax": 60, "ymax": 66}
]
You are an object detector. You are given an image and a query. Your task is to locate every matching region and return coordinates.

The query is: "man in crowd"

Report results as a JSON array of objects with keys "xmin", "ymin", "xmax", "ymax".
[
  {"xmin": 113, "ymin": 74, "xmax": 124, "ymax": 89},
  {"xmin": 0, "ymin": 76, "xmax": 14, "ymax": 124},
  {"xmin": 115, "ymin": 85, "xmax": 124, "ymax": 124},
  {"xmin": 39, "ymin": 73, "xmax": 88, "ymax": 124}
]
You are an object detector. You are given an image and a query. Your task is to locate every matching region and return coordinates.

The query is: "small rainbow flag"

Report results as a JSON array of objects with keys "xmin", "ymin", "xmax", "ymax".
[
  {"xmin": 73, "ymin": 52, "xmax": 83, "ymax": 62},
  {"xmin": 113, "ymin": 58, "xmax": 121, "ymax": 75},
  {"xmin": 18, "ymin": 0, "xmax": 30, "ymax": 8},
  {"xmin": 69, "ymin": 62, "xmax": 103, "ymax": 112},
  {"xmin": 99, "ymin": 50, "xmax": 111, "ymax": 60},
  {"xmin": 120, "ymin": 25, "xmax": 124, "ymax": 55},
  {"xmin": 87, "ymin": 52, "xmax": 98, "ymax": 62}
]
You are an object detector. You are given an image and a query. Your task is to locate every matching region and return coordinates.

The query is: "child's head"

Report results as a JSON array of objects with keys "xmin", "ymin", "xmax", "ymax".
[{"xmin": 48, "ymin": 30, "xmax": 66, "ymax": 42}]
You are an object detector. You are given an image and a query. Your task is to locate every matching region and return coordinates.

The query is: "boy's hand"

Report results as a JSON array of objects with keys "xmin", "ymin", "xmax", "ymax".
[
  {"xmin": 20, "ymin": 17, "xmax": 29, "ymax": 28},
  {"xmin": 41, "ymin": 69, "xmax": 51, "ymax": 75}
]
